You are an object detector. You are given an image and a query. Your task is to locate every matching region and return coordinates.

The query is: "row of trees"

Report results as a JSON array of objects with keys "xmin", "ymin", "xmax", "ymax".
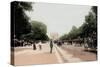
[
  {"xmin": 11, "ymin": 1, "xmax": 49, "ymax": 47},
  {"xmin": 20, "ymin": 21, "xmax": 49, "ymax": 41},
  {"xmin": 60, "ymin": 26, "xmax": 80, "ymax": 40},
  {"xmin": 60, "ymin": 6, "xmax": 97, "ymax": 48}
]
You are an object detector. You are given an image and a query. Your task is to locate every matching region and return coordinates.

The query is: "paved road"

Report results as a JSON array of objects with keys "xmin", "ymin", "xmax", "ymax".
[{"xmin": 12, "ymin": 43, "xmax": 96, "ymax": 66}]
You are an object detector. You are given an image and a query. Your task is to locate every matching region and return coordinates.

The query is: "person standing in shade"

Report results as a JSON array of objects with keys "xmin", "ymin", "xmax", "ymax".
[
  {"xmin": 33, "ymin": 41, "xmax": 36, "ymax": 50},
  {"xmin": 50, "ymin": 40, "xmax": 53, "ymax": 53}
]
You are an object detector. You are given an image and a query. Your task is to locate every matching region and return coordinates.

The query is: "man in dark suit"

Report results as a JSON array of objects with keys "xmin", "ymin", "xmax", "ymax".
[{"xmin": 50, "ymin": 40, "xmax": 53, "ymax": 53}]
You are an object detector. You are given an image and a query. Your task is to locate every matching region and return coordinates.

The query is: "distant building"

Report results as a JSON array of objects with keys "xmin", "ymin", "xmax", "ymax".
[{"xmin": 50, "ymin": 32, "xmax": 59, "ymax": 40}]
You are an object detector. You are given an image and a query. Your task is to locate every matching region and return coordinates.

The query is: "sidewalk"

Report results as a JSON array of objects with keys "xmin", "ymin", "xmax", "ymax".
[
  {"xmin": 13, "ymin": 43, "xmax": 84, "ymax": 66},
  {"xmin": 14, "ymin": 44, "xmax": 59, "ymax": 66}
]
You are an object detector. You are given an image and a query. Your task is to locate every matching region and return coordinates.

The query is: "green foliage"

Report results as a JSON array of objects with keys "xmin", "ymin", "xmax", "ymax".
[
  {"xmin": 60, "ymin": 26, "xmax": 81, "ymax": 40},
  {"xmin": 31, "ymin": 21, "xmax": 47, "ymax": 34},
  {"xmin": 60, "ymin": 34, "xmax": 68, "ymax": 40},
  {"xmin": 68, "ymin": 26, "xmax": 78, "ymax": 39},
  {"xmin": 60, "ymin": 6, "xmax": 97, "ymax": 48},
  {"xmin": 11, "ymin": 1, "xmax": 49, "ymax": 41},
  {"xmin": 31, "ymin": 21, "xmax": 49, "ymax": 40},
  {"xmin": 91, "ymin": 6, "xmax": 97, "ymax": 16},
  {"xmin": 19, "ymin": 2, "xmax": 32, "ymax": 10},
  {"xmin": 21, "ymin": 21, "xmax": 49, "ymax": 41},
  {"xmin": 11, "ymin": 1, "xmax": 32, "ymax": 39},
  {"xmin": 81, "ymin": 6, "xmax": 97, "ymax": 38}
]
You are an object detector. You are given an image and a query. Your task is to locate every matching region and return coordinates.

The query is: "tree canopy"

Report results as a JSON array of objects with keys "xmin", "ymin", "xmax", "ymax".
[
  {"xmin": 31, "ymin": 21, "xmax": 49, "ymax": 40},
  {"xmin": 11, "ymin": 1, "xmax": 32, "ymax": 39},
  {"xmin": 21, "ymin": 21, "xmax": 49, "ymax": 41},
  {"xmin": 60, "ymin": 6, "xmax": 97, "ymax": 41}
]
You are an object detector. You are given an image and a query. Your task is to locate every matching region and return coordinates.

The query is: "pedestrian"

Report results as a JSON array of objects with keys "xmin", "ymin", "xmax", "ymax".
[
  {"xmin": 33, "ymin": 41, "xmax": 36, "ymax": 50},
  {"xmin": 38, "ymin": 41, "xmax": 42, "ymax": 50},
  {"xmin": 50, "ymin": 40, "xmax": 53, "ymax": 53}
]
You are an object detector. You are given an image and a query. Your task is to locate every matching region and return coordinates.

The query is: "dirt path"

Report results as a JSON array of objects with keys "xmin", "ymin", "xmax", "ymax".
[
  {"xmin": 61, "ymin": 45, "xmax": 97, "ymax": 61},
  {"xmin": 15, "ymin": 52, "xmax": 58, "ymax": 66},
  {"xmin": 11, "ymin": 44, "xmax": 97, "ymax": 66},
  {"xmin": 14, "ymin": 45, "xmax": 59, "ymax": 66}
]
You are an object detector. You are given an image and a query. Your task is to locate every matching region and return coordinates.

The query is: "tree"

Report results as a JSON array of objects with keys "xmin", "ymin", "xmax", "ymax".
[
  {"xmin": 91, "ymin": 6, "xmax": 97, "ymax": 33},
  {"xmin": 91, "ymin": 6, "xmax": 97, "ymax": 17},
  {"xmin": 22, "ymin": 21, "xmax": 49, "ymax": 41},
  {"xmin": 60, "ymin": 26, "xmax": 81, "ymax": 40},
  {"xmin": 60, "ymin": 34, "xmax": 68, "ymax": 40},
  {"xmin": 59, "ymin": 6, "xmax": 97, "ymax": 48},
  {"xmin": 11, "ymin": 1, "xmax": 32, "ymax": 39},
  {"xmin": 80, "ymin": 6, "xmax": 97, "ymax": 38},
  {"xmin": 31, "ymin": 21, "xmax": 49, "ymax": 40},
  {"xmin": 31, "ymin": 21, "xmax": 47, "ymax": 34},
  {"xmin": 78, "ymin": 6, "xmax": 97, "ymax": 48},
  {"xmin": 67, "ymin": 26, "xmax": 80, "ymax": 39}
]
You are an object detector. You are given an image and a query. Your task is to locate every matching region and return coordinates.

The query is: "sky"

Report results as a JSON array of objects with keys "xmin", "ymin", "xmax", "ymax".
[{"xmin": 25, "ymin": 2, "xmax": 91, "ymax": 37}]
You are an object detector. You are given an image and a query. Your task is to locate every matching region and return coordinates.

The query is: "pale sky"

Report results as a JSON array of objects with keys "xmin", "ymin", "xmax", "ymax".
[{"xmin": 25, "ymin": 2, "xmax": 91, "ymax": 37}]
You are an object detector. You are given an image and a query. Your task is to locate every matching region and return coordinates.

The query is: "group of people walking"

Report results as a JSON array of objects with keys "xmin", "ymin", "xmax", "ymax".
[
  {"xmin": 32, "ymin": 40, "xmax": 54, "ymax": 54},
  {"xmin": 13, "ymin": 38, "xmax": 54, "ymax": 53}
]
